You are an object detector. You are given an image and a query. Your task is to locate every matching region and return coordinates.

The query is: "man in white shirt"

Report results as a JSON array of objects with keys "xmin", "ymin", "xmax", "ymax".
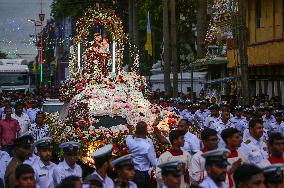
[
  {"xmin": 205, "ymin": 105, "xmax": 220, "ymax": 128},
  {"xmin": 189, "ymin": 128, "xmax": 219, "ymax": 185},
  {"xmin": 177, "ymin": 119, "xmax": 200, "ymax": 154},
  {"xmin": 199, "ymin": 149, "xmax": 230, "ymax": 188},
  {"xmin": 262, "ymin": 107, "xmax": 276, "ymax": 130},
  {"xmin": 126, "ymin": 121, "xmax": 157, "ymax": 188},
  {"xmin": 230, "ymin": 106, "xmax": 245, "ymax": 131},
  {"xmin": 158, "ymin": 161, "xmax": 184, "ymax": 188},
  {"xmin": 269, "ymin": 110, "xmax": 283, "ymax": 132},
  {"xmin": 157, "ymin": 130, "xmax": 191, "ymax": 188},
  {"xmin": 85, "ymin": 144, "xmax": 114, "ymax": 188},
  {"xmin": 29, "ymin": 112, "xmax": 50, "ymax": 141},
  {"xmin": 53, "ymin": 141, "xmax": 82, "ymax": 186},
  {"xmin": 32, "ymin": 137, "xmax": 56, "ymax": 188},
  {"xmin": 195, "ymin": 100, "xmax": 210, "ymax": 129},
  {"xmin": 239, "ymin": 118, "xmax": 268, "ymax": 166},
  {"xmin": 211, "ymin": 111, "xmax": 234, "ymax": 135},
  {"xmin": 27, "ymin": 101, "xmax": 40, "ymax": 123},
  {"xmin": 0, "ymin": 149, "xmax": 10, "ymax": 187},
  {"xmin": 12, "ymin": 103, "xmax": 31, "ymax": 136},
  {"xmin": 111, "ymin": 154, "xmax": 137, "ymax": 188}
]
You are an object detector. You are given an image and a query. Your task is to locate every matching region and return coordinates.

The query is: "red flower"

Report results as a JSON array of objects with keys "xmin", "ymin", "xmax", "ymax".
[
  {"xmin": 168, "ymin": 119, "xmax": 175, "ymax": 124},
  {"xmin": 138, "ymin": 86, "xmax": 144, "ymax": 91},
  {"xmin": 77, "ymin": 84, "xmax": 83, "ymax": 90},
  {"xmin": 113, "ymin": 144, "xmax": 119, "ymax": 152},
  {"xmin": 124, "ymin": 104, "xmax": 131, "ymax": 109},
  {"xmin": 117, "ymin": 75, "xmax": 124, "ymax": 83}
]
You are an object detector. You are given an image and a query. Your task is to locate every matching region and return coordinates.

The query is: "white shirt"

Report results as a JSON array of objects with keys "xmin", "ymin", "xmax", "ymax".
[
  {"xmin": 205, "ymin": 116, "xmax": 220, "ymax": 128},
  {"xmin": 211, "ymin": 119, "xmax": 235, "ymax": 135},
  {"xmin": 53, "ymin": 160, "xmax": 82, "ymax": 185},
  {"xmin": 92, "ymin": 171, "xmax": 114, "ymax": 188},
  {"xmin": 195, "ymin": 110, "xmax": 210, "ymax": 128},
  {"xmin": 278, "ymin": 122, "xmax": 284, "ymax": 133},
  {"xmin": 180, "ymin": 109, "xmax": 189, "ymax": 117},
  {"xmin": 0, "ymin": 151, "xmax": 11, "ymax": 181},
  {"xmin": 33, "ymin": 159, "xmax": 56, "ymax": 188},
  {"xmin": 230, "ymin": 116, "xmax": 245, "ymax": 131},
  {"xmin": 24, "ymin": 153, "xmax": 40, "ymax": 166},
  {"xmin": 29, "ymin": 123, "xmax": 50, "ymax": 141},
  {"xmin": 27, "ymin": 108, "xmax": 40, "ymax": 123},
  {"xmin": 269, "ymin": 121, "xmax": 282, "ymax": 132},
  {"xmin": 239, "ymin": 135, "xmax": 268, "ymax": 165},
  {"xmin": 157, "ymin": 149, "xmax": 191, "ymax": 188},
  {"xmin": 199, "ymin": 176, "xmax": 227, "ymax": 188},
  {"xmin": 183, "ymin": 131, "xmax": 201, "ymax": 153},
  {"xmin": 262, "ymin": 115, "xmax": 276, "ymax": 130},
  {"xmin": 189, "ymin": 150, "xmax": 207, "ymax": 184},
  {"xmin": 184, "ymin": 112, "xmax": 196, "ymax": 125},
  {"xmin": 126, "ymin": 135, "xmax": 157, "ymax": 171},
  {"xmin": 238, "ymin": 118, "xmax": 250, "ymax": 133},
  {"xmin": 12, "ymin": 113, "xmax": 31, "ymax": 136}
]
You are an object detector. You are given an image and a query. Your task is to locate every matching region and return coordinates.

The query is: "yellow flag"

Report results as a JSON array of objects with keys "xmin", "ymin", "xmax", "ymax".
[{"xmin": 145, "ymin": 11, "xmax": 153, "ymax": 56}]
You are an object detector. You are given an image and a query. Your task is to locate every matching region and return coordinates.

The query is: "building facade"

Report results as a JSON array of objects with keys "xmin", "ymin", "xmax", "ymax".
[{"xmin": 227, "ymin": 0, "xmax": 284, "ymax": 102}]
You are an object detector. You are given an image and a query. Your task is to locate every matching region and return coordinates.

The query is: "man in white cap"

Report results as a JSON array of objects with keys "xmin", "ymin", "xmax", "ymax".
[
  {"xmin": 85, "ymin": 144, "xmax": 114, "ymax": 188},
  {"xmin": 111, "ymin": 154, "xmax": 137, "ymax": 188},
  {"xmin": 263, "ymin": 164, "xmax": 284, "ymax": 188},
  {"xmin": 199, "ymin": 149, "xmax": 230, "ymax": 188},
  {"xmin": 158, "ymin": 161, "xmax": 184, "ymax": 188},
  {"xmin": 32, "ymin": 137, "xmax": 56, "ymax": 188},
  {"xmin": 53, "ymin": 141, "xmax": 82, "ymax": 186}
]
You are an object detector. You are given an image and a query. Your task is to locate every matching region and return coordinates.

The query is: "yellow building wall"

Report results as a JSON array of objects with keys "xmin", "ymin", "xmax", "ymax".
[
  {"xmin": 228, "ymin": 0, "xmax": 284, "ymax": 68},
  {"xmin": 227, "ymin": 41, "xmax": 284, "ymax": 68}
]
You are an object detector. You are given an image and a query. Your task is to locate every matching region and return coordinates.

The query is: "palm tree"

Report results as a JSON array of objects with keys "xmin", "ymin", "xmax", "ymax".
[
  {"xmin": 196, "ymin": 0, "xmax": 208, "ymax": 58},
  {"xmin": 163, "ymin": 0, "xmax": 171, "ymax": 96},
  {"xmin": 170, "ymin": 0, "xmax": 178, "ymax": 97}
]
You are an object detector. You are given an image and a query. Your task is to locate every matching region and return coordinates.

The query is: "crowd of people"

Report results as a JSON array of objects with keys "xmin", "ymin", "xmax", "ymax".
[{"xmin": 1, "ymin": 90, "xmax": 284, "ymax": 188}]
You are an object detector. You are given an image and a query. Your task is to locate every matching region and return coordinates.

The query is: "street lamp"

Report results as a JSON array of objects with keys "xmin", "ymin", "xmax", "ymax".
[
  {"xmin": 27, "ymin": 13, "xmax": 45, "ymax": 86},
  {"xmin": 28, "ymin": 19, "xmax": 41, "ymax": 86},
  {"xmin": 39, "ymin": 13, "xmax": 45, "ymax": 85}
]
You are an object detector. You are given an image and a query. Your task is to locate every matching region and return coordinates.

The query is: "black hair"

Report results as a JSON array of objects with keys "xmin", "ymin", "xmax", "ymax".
[
  {"xmin": 169, "ymin": 130, "xmax": 186, "ymax": 145},
  {"xmin": 95, "ymin": 155, "xmax": 112, "ymax": 169},
  {"xmin": 233, "ymin": 164, "xmax": 263, "ymax": 187},
  {"xmin": 269, "ymin": 132, "xmax": 284, "ymax": 145},
  {"xmin": 36, "ymin": 111, "xmax": 45, "ymax": 117},
  {"xmin": 179, "ymin": 118, "xmax": 190, "ymax": 125},
  {"xmin": 88, "ymin": 179, "xmax": 103, "ymax": 188},
  {"xmin": 15, "ymin": 164, "xmax": 34, "ymax": 180},
  {"xmin": 249, "ymin": 118, "xmax": 263, "ymax": 129},
  {"xmin": 221, "ymin": 128, "xmax": 240, "ymax": 144},
  {"xmin": 201, "ymin": 128, "xmax": 218, "ymax": 141},
  {"xmin": 135, "ymin": 121, "xmax": 147, "ymax": 135},
  {"xmin": 56, "ymin": 176, "xmax": 81, "ymax": 188}
]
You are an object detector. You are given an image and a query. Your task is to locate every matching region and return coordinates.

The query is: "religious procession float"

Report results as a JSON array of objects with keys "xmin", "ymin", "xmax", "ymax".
[{"xmin": 47, "ymin": 6, "xmax": 199, "ymax": 168}]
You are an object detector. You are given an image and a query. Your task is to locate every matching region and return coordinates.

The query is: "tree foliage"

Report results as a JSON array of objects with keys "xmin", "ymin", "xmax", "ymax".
[{"xmin": 0, "ymin": 51, "xmax": 8, "ymax": 59}]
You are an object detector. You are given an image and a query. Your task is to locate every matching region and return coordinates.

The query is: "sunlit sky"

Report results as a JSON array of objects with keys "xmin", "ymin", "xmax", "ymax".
[{"xmin": 0, "ymin": 0, "xmax": 52, "ymax": 61}]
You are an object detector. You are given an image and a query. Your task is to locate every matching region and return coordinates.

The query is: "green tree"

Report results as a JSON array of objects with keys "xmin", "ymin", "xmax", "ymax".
[{"xmin": 0, "ymin": 51, "xmax": 8, "ymax": 59}]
